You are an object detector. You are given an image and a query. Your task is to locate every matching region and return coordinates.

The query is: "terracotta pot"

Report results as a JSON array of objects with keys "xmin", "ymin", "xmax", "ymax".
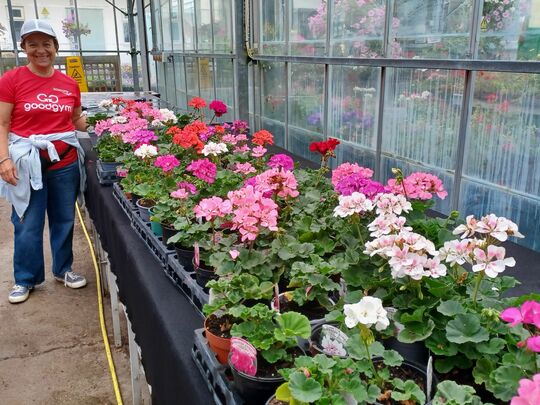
[{"xmin": 204, "ymin": 316, "xmax": 231, "ymax": 365}]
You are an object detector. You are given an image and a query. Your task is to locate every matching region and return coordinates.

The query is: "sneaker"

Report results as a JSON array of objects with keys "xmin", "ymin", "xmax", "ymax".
[
  {"xmin": 55, "ymin": 271, "xmax": 87, "ymax": 289},
  {"xmin": 8, "ymin": 284, "xmax": 32, "ymax": 304}
]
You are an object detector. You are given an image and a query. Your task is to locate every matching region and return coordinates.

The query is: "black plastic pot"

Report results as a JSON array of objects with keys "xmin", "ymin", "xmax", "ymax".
[
  {"xmin": 229, "ymin": 361, "xmax": 284, "ymax": 405},
  {"xmin": 309, "ymin": 322, "xmax": 348, "ymax": 358},
  {"xmin": 193, "ymin": 260, "xmax": 218, "ymax": 292},
  {"xmin": 135, "ymin": 198, "xmax": 154, "ymax": 222},
  {"xmin": 174, "ymin": 244, "xmax": 194, "ymax": 272},
  {"xmin": 160, "ymin": 223, "xmax": 176, "ymax": 250}
]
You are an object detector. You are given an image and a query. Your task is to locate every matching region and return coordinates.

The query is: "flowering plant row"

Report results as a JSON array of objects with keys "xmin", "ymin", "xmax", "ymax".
[{"xmin": 92, "ymin": 96, "xmax": 538, "ymax": 404}]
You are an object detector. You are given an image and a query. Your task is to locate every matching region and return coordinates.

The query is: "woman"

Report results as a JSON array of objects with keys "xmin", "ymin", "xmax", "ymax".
[{"xmin": 0, "ymin": 19, "xmax": 88, "ymax": 304}]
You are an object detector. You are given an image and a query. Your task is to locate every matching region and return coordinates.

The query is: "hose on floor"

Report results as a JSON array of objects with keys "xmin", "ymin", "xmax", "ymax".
[{"xmin": 75, "ymin": 202, "xmax": 124, "ymax": 405}]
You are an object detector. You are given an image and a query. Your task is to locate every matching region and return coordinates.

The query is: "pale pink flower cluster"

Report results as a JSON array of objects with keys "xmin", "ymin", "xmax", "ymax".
[
  {"xmin": 252, "ymin": 168, "xmax": 300, "ymax": 199},
  {"xmin": 227, "ymin": 185, "xmax": 279, "ymax": 241},
  {"xmin": 134, "ymin": 144, "xmax": 158, "ymax": 159},
  {"xmin": 365, "ymin": 231, "xmax": 446, "ymax": 280},
  {"xmin": 510, "ymin": 374, "xmax": 540, "ymax": 405},
  {"xmin": 331, "ymin": 162, "xmax": 374, "ymax": 188},
  {"xmin": 374, "ymin": 193, "xmax": 412, "ymax": 216},
  {"xmin": 170, "ymin": 183, "xmax": 197, "ymax": 200},
  {"xmin": 453, "ymin": 213, "xmax": 524, "ymax": 242},
  {"xmin": 202, "ymin": 142, "xmax": 228, "ymax": 156},
  {"xmin": 157, "ymin": 108, "xmax": 177, "ymax": 124},
  {"xmin": 333, "ymin": 192, "xmax": 374, "ymax": 218},
  {"xmin": 194, "ymin": 197, "xmax": 232, "ymax": 221},
  {"xmin": 368, "ymin": 215, "xmax": 411, "ymax": 238},
  {"xmin": 251, "ymin": 146, "xmax": 267, "ymax": 158},
  {"xmin": 387, "ymin": 172, "xmax": 448, "ymax": 200},
  {"xmin": 233, "ymin": 162, "xmax": 256, "ymax": 175}
]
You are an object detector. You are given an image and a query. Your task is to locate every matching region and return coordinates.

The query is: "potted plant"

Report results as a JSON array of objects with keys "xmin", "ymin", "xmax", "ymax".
[{"xmin": 228, "ymin": 304, "xmax": 311, "ymax": 404}]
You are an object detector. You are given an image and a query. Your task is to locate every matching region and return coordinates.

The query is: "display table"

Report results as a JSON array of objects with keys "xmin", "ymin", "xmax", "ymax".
[{"xmin": 82, "ymin": 138, "xmax": 213, "ymax": 405}]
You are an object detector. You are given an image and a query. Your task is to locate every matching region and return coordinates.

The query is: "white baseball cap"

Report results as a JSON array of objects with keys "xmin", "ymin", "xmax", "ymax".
[{"xmin": 20, "ymin": 19, "xmax": 57, "ymax": 40}]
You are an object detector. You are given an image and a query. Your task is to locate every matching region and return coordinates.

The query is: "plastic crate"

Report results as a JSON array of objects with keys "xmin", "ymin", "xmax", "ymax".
[
  {"xmin": 192, "ymin": 328, "xmax": 244, "ymax": 405},
  {"xmin": 112, "ymin": 183, "xmax": 136, "ymax": 221},
  {"xmin": 130, "ymin": 212, "xmax": 175, "ymax": 267},
  {"xmin": 166, "ymin": 255, "xmax": 209, "ymax": 317},
  {"xmin": 96, "ymin": 159, "xmax": 119, "ymax": 185}
]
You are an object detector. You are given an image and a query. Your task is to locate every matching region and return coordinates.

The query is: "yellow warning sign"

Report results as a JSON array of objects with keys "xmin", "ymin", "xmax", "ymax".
[
  {"xmin": 66, "ymin": 56, "xmax": 88, "ymax": 92},
  {"xmin": 480, "ymin": 17, "xmax": 488, "ymax": 32}
]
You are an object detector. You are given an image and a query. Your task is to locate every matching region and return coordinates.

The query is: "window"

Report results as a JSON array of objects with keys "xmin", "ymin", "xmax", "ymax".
[{"xmin": 10, "ymin": 6, "xmax": 25, "ymax": 41}]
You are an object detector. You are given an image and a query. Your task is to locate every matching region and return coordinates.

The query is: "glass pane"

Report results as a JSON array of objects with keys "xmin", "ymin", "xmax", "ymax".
[
  {"xmin": 161, "ymin": 0, "xmax": 172, "ymax": 50},
  {"xmin": 382, "ymin": 68, "xmax": 464, "ymax": 171},
  {"xmin": 290, "ymin": 0, "xmax": 325, "ymax": 56},
  {"xmin": 335, "ymin": 144, "xmax": 376, "ymax": 172},
  {"xmin": 288, "ymin": 127, "xmax": 324, "ymax": 163},
  {"xmin": 391, "ymin": 0, "xmax": 473, "ymax": 59},
  {"xmin": 198, "ymin": 57, "xmax": 214, "ymax": 102},
  {"xmin": 289, "ymin": 63, "xmax": 325, "ymax": 134},
  {"xmin": 156, "ymin": 62, "xmax": 167, "ymax": 99},
  {"xmin": 171, "ymin": 0, "xmax": 182, "ymax": 51},
  {"xmin": 459, "ymin": 180, "xmax": 540, "ymax": 251},
  {"xmin": 478, "ymin": 0, "xmax": 532, "ymax": 60},
  {"xmin": 381, "ymin": 157, "xmax": 454, "ymax": 214},
  {"xmin": 213, "ymin": 0, "xmax": 233, "ymax": 52},
  {"xmin": 329, "ymin": 0, "xmax": 387, "ymax": 57},
  {"xmin": 153, "ymin": 0, "xmax": 164, "ymax": 50},
  {"xmin": 183, "ymin": 0, "xmax": 197, "ymax": 50},
  {"xmin": 197, "ymin": 0, "xmax": 212, "ymax": 51},
  {"xmin": 465, "ymin": 72, "xmax": 540, "ymax": 197},
  {"xmin": 328, "ymin": 65, "xmax": 380, "ymax": 149},
  {"xmin": 215, "ymin": 58, "xmax": 235, "ymax": 121},
  {"xmin": 185, "ymin": 56, "xmax": 200, "ymax": 96},
  {"xmin": 261, "ymin": 62, "xmax": 287, "ymax": 122},
  {"xmin": 174, "ymin": 57, "xmax": 187, "ymax": 108},
  {"xmin": 261, "ymin": 0, "xmax": 286, "ymax": 55},
  {"xmin": 165, "ymin": 61, "xmax": 176, "ymax": 104},
  {"xmin": 261, "ymin": 118, "xmax": 286, "ymax": 148}
]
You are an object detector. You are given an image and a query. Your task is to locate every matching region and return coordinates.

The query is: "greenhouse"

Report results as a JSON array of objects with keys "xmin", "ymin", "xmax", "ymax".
[{"xmin": 0, "ymin": 0, "xmax": 539, "ymax": 404}]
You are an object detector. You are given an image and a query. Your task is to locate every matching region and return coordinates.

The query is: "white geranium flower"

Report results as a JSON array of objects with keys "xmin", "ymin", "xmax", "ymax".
[
  {"xmin": 333, "ymin": 192, "xmax": 374, "ymax": 218},
  {"xmin": 159, "ymin": 108, "xmax": 178, "ymax": 124},
  {"xmin": 112, "ymin": 115, "xmax": 128, "ymax": 124},
  {"xmin": 202, "ymin": 142, "xmax": 228, "ymax": 156},
  {"xmin": 98, "ymin": 99, "xmax": 114, "ymax": 110},
  {"xmin": 134, "ymin": 144, "xmax": 158, "ymax": 159},
  {"xmin": 344, "ymin": 296, "xmax": 389, "ymax": 331}
]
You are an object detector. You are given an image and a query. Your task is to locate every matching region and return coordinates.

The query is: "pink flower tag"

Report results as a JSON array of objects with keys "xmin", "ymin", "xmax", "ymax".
[
  {"xmin": 194, "ymin": 242, "xmax": 200, "ymax": 268},
  {"xmin": 230, "ymin": 337, "xmax": 257, "ymax": 376}
]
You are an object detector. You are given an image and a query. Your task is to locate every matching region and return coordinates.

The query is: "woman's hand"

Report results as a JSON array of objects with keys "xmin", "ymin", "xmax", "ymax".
[{"xmin": 0, "ymin": 157, "xmax": 18, "ymax": 185}]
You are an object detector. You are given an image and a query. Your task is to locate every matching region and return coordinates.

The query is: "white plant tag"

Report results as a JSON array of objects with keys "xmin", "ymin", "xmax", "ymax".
[{"xmin": 426, "ymin": 355, "xmax": 433, "ymax": 400}]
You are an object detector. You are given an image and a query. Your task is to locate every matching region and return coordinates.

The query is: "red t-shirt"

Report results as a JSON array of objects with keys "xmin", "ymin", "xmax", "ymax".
[{"xmin": 0, "ymin": 66, "xmax": 81, "ymax": 169}]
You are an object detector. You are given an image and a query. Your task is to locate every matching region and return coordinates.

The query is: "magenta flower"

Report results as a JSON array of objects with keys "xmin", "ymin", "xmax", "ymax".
[
  {"xmin": 209, "ymin": 100, "xmax": 227, "ymax": 117},
  {"xmin": 336, "ymin": 174, "xmax": 387, "ymax": 198},
  {"xmin": 501, "ymin": 307, "xmax": 524, "ymax": 327},
  {"xmin": 122, "ymin": 128, "xmax": 158, "ymax": 145},
  {"xmin": 187, "ymin": 158, "xmax": 217, "ymax": 184},
  {"xmin": 154, "ymin": 154, "xmax": 180, "ymax": 172},
  {"xmin": 268, "ymin": 154, "xmax": 294, "ymax": 171},
  {"xmin": 522, "ymin": 301, "xmax": 540, "ymax": 328},
  {"xmin": 526, "ymin": 336, "xmax": 540, "ymax": 353},
  {"xmin": 511, "ymin": 374, "xmax": 540, "ymax": 405},
  {"xmin": 230, "ymin": 349, "xmax": 256, "ymax": 376},
  {"xmin": 387, "ymin": 172, "xmax": 448, "ymax": 200}
]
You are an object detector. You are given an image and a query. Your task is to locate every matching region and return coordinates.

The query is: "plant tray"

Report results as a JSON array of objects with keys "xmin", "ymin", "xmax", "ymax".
[
  {"xmin": 96, "ymin": 159, "xmax": 119, "ymax": 185},
  {"xmin": 192, "ymin": 328, "xmax": 244, "ymax": 405},
  {"xmin": 112, "ymin": 183, "xmax": 136, "ymax": 221},
  {"xmin": 166, "ymin": 255, "xmax": 209, "ymax": 317},
  {"xmin": 130, "ymin": 212, "xmax": 175, "ymax": 267}
]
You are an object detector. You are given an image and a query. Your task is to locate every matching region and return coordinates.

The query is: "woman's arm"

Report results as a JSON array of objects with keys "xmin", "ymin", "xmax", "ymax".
[
  {"xmin": 71, "ymin": 106, "xmax": 87, "ymax": 132},
  {"xmin": 0, "ymin": 101, "xmax": 17, "ymax": 185}
]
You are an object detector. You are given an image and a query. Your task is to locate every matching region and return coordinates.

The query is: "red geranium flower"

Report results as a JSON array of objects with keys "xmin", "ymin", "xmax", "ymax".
[
  {"xmin": 188, "ymin": 97, "xmax": 207, "ymax": 109},
  {"xmin": 252, "ymin": 129, "xmax": 274, "ymax": 146},
  {"xmin": 209, "ymin": 100, "xmax": 227, "ymax": 117},
  {"xmin": 309, "ymin": 138, "xmax": 340, "ymax": 156}
]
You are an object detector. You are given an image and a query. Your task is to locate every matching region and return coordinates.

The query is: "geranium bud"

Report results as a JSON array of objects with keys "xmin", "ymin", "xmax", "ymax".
[
  {"xmin": 303, "ymin": 368, "xmax": 311, "ymax": 378},
  {"xmin": 345, "ymin": 368, "xmax": 353, "ymax": 375}
]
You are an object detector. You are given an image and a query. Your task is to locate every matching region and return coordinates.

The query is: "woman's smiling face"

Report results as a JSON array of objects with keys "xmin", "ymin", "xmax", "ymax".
[{"xmin": 22, "ymin": 32, "xmax": 57, "ymax": 71}]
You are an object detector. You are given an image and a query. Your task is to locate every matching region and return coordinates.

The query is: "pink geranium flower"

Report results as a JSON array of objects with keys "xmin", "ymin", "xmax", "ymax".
[
  {"xmin": 154, "ymin": 154, "xmax": 180, "ymax": 172},
  {"xmin": 510, "ymin": 374, "xmax": 540, "ymax": 405},
  {"xmin": 194, "ymin": 197, "xmax": 232, "ymax": 221},
  {"xmin": 526, "ymin": 336, "xmax": 540, "ymax": 353},
  {"xmin": 187, "ymin": 158, "xmax": 217, "ymax": 184}
]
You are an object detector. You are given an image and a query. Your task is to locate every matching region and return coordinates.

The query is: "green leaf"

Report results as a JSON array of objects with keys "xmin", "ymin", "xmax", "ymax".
[
  {"xmin": 472, "ymin": 358, "xmax": 494, "ymax": 385},
  {"xmin": 399, "ymin": 307, "xmax": 426, "ymax": 323},
  {"xmin": 381, "ymin": 350, "xmax": 403, "ymax": 367},
  {"xmin": 275, "ymin": 382, "xmax": 292, "ymax": 402},
  {"xmin": 476, "ymin": 338, "xmax": 506, "ymax": 354},
  {"xmin": 432, "ymin": 380, "xmax": 480, "ymax": 405},
  {"xmin": 425, "ymin": 330, "xmax": 459, "ymax": 356},
  {"xmin": 288, "ymin": 371, "xmax": 323, "ymax": 403},
  {"xmin": 446, "ymin": 314, "xmax": 489, "ymax": 344},
  {"xmin": 489, "ymin": 365, "xmax": 522, "ymax": 401},
  {"xmin": 437, "ymin": 300, "xmax": 465, "ymax": 316},
  {"xmin": 435, "ymin": 355, "xmax": 472, "ymax": 374},
  {"xmin": 391, "ymin": 379, "xmax": 426, "ymax": 404},
  {"xmin": 397, "ymin": 319, "xmax": 435, "ymax": 343},
  {"xmin": 275, "ymin": 312, "xmax": 312, "ymax": 340}
]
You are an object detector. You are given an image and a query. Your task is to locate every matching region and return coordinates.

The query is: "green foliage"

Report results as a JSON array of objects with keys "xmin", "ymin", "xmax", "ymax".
[{"xmin": 94, "ymin": 134, "xmax": 132, "ymax": 162}]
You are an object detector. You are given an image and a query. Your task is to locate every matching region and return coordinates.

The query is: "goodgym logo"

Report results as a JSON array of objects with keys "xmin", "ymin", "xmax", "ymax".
[{"xmin": 24, "ymin": 93, "xmax": 72, "ymax": 113}]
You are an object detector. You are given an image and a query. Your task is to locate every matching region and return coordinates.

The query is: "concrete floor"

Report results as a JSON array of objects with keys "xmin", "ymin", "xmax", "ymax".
[{"xmin": 0, "ymin": 198, "xmax": 134, "ymax": 404}]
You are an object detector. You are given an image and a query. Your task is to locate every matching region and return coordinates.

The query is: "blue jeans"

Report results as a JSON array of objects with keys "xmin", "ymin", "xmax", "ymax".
[{"xmin": 11, "ymin": 162, "xmax": 80, "ymax": 287}]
